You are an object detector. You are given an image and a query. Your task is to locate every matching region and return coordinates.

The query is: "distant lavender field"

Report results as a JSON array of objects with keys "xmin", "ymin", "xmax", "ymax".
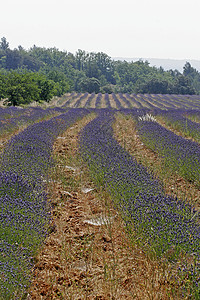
[{"xmin": 60, "ymin": 92, "xmax": 200, "ymax": 109}]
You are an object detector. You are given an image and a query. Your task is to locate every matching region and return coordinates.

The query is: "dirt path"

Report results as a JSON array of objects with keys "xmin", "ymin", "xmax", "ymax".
[{"xmin": 28, "ymin": 114, "xmax": 174, "ymax": 299}]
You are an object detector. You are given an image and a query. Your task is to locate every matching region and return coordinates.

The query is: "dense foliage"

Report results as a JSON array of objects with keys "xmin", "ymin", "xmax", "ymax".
[
  {"xmin": 0, "ymin": 37, "xmax": 199, "ymax": 106},
  {"xmin": 0, "ymin": 71, "xmax": 69, "ymax": 106}
]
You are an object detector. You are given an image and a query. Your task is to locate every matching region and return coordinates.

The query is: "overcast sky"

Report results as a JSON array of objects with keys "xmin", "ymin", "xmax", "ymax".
[{"xmin": 1, "ymin": 0, "xmax": 200, "ymax": 60}]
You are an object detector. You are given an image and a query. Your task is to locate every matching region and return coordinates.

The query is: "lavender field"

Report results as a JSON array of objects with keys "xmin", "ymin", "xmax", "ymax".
[
  {"xmin": 0, "ymin": 94, "xmax": 200, "ymax": 299},
  {"xmin": 58, "ymin": 92, "xmax": 200, "ymax": 110}
]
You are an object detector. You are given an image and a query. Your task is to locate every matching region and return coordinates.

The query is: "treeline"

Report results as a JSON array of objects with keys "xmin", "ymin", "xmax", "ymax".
[{"xmin": 0, "ymin": 37, "xmax": 199, "ymax": 105}]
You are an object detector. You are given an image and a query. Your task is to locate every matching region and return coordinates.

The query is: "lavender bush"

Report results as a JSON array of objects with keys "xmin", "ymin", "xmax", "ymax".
[{"xmin": 79, "ymin": 110, "xmax": 199, "ymax": 256}]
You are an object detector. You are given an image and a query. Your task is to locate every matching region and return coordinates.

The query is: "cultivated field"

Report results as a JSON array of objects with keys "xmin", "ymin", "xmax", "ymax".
[
  {"xmin": 0, "ymin": 93, "xmax": 200, "ymax": 299},
  {"xmin": 54, "ymin": 92, "xmax": 200, "ymax": 110}
]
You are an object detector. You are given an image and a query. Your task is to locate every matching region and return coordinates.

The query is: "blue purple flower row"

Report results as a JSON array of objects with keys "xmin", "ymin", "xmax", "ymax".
[
  {"xmin": 74, "ymin": 93, "xmax": 89, "ymax": 108},
  {"xmin": 104, "ymin": 93, "xmax": 111, "ymax": 109},
  {"xmin": 0, "ymin": 108, "xmax": 89, "ymax": 299},
  {"xmin": 136, "ymin": 112, "xmax": 200, "ymax": 185},
  {"xmin": 61, "ymin": 92, "xmax": 82, "ymax": 107},
  {"xmin": 135, "ymin": 94, "xmax": 200, "ymax": 110},
  {"xmin": 0, "ymin": 106, "xmax": 66, "ymax": 137},
  {"xmin": 111, "ymin": 93, "xmax": 123, "ymax": 109},
  {"xmin": 185, "ymin": 109, "xmax": 200, "ymax": 122},
  {"xmin": 155, "ymin": 109, "xmax": 200, "ymax": 143},
  {"xmin": 85, "ymin": 93, "xmax": 95, "ymax": 108},
  {"xmin": 118, "ymin": 93, "xmax": 132, "ymax": 108},
  {"xmin": 0, "ymin": 106, "xmax": 24, "ymax": 120},
  {"xmin": 95, "ymin": 93, "xmax": 102, "ymax": 108}
]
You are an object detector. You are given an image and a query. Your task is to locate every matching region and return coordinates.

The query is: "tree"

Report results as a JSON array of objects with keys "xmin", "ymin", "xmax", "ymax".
[
  {"xmin": 3, "ymin": 71, "xmax": 58, "ymax": 106},
  {"xmin": 75, "ymin": 49, "xmax": 88, "ymax": 71},
  {"xmin": 5, "ymin": 49, "xmax": 24, "ymax": 69},
  {"xmin": 183, "ymin": 62, "xmax": 200, "ymax": 94},
  {"xmin": 174, "ymin": 75, "xmax": 196, "ymax": 95},
  {"xmin": 46, "ymin": 69, "xmax": 70, "ymax": 96},
  {"xmin": 0, "ymin": 37, "xmax": 9, "ymax": 51},
  {"xmin": 136, "ymin": 77, "xmax": 172, "ymax": 94},
  {"xmin": 0, "ymin": 73, "xmax": 7, "ymax": 99},
  {"xmin": 79, "ymin": 77, "xmax": 100, "ymax": 93},
  {"xmin": 5, "ymin": 72, "xmax": 40, "ymax": 106},
  {"xmin": 37, "ymin": 78, "xmax": 57, "ymax": 102},
  {"xmin": 100, "ymin": 84, "xmax": 116, "ymax": 93}
]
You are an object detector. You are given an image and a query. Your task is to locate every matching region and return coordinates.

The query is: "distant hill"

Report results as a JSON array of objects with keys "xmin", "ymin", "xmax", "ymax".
[{"xmin": 113, "ymin": 57, "xmax": 200, "ymax": 72}]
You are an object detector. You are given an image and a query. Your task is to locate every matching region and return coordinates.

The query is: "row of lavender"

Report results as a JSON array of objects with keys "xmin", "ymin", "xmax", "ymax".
[
  {"xmin": 0, "ymin": 106, "xmax": 66, "ymax": 138},
  {"xmin": 62, "ymin": 92, "xmax": 200, "ymax": 110},
  {"xmin": 0, "ymin": 108, "xmax": 89, "ymax": 299},
  {"xmin": 79, "ymin": 109, "xmax": 199, "ymax": 296},
  {"xmin": 155, "ymin": 109, "xmax": 200, "ymax": 143},
  {"xmin": 135, "ymin": 109, "xmax": 200, "ymax": 186}
]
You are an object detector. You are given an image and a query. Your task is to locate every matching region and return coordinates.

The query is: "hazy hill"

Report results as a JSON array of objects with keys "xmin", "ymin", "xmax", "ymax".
[{"xmin": 113, "ymin": 57, "xmax": 200, "ymax": 72}]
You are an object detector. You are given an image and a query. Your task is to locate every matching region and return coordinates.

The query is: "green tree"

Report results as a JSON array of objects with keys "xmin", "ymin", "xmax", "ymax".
[
  {"xmin": 46, "ymin": 69, "xmax": 70, "ymax": 96},
  {"xmin": 38, "ymin": 78, "xmax": 57, "ymax": 102},
  {"xmin": 183, "ymin": 62, "xmax": 200, "ymax": 94},
  {"xmin": 100, "ymin": 84, "xmax": 116, "ymax": 93},
  {"xmin": 174, "ymin": 75, "xmax": 196, "ymax": 95},
  {"xmin": 79, "ymin": 77, "xmax": 100, "ymax": 93},
  {"xmin": 136, "ymin": 77, "xmax": 172, "ymax": 94},
  {"xmin": 5, "ymin": 72, "xmax": 40, "ymax": 106},
  {"xmin": 3, "ymin": 71, "xmax": 58, "ymax": 106},
  {"xmin": 33, "ymin": 72, "xmax": 57, "ymax": 102},
  {"xmin": 0, "ymin": 73, "xmax": 7, "ymax": 99},
  {"xmin": 75, "ymin": 49, "xmax": 88, "ymax": 71},
  {"xmin": 0, "ymin": 37, "xmax": 9, "ymax": 51}
]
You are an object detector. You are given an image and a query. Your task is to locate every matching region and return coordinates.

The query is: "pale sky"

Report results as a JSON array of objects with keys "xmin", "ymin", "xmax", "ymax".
[{"xmin": 1, "ymin": 0, "xmax": 200, "ymax": 60}]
